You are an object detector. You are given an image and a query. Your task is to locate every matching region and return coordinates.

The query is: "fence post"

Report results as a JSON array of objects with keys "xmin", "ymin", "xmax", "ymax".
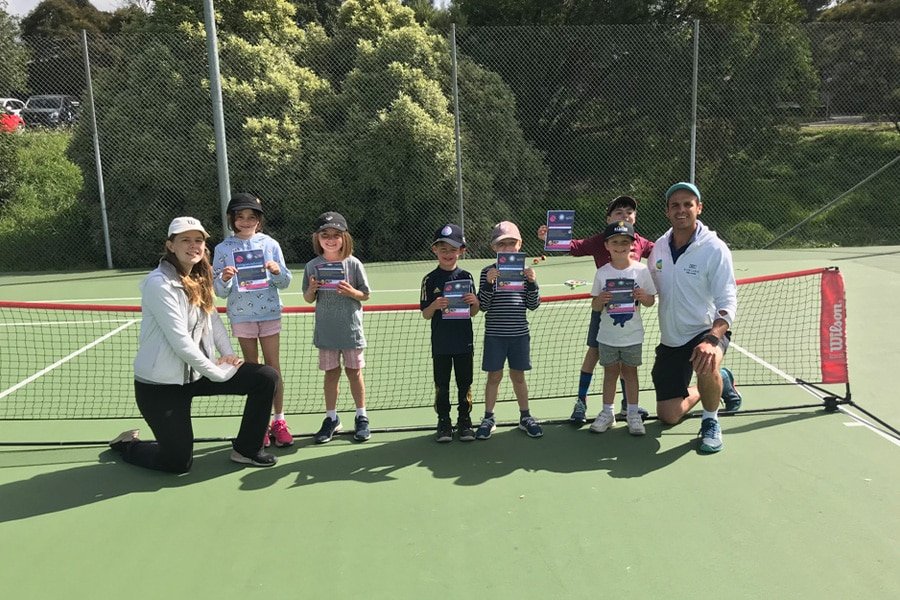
[
  {"xmin": 81, "ymin": 29, "xmax": 113, "ymax": 269},
  {"xmin": 690, "ymin": 18, "xmax": 700, "ymax": 184},
  {"xmin": 450, "ymin": 24, "xmax": 465, "ymax": 235},
  {"xmin": 202, "ymin": 0, "xmax": 232, "ymax": 236}
]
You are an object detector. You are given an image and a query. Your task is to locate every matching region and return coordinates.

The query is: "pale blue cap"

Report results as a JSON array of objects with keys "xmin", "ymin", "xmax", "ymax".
[{"xmin": 665, "ymin": 182, "xmax": 701, "ymax": 202}]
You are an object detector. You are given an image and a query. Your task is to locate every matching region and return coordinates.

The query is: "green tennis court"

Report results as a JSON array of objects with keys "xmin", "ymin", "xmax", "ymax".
[{"xmin": 1, "ymin": 246, "xmax": 898, "ymax": 599}]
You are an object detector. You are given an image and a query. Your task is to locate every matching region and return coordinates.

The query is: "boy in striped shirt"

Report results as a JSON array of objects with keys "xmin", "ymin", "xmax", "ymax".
[{"xmin": 475, "ymin": 221, "xmax": 543, "ymax": 439}]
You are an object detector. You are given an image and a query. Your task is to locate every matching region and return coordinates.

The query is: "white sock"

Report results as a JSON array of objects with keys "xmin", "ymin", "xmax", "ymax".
[
  {"xmin": 602, "ymin": 404, "xmax": 614, "ymax": 414},
  {"xmin": 356, "ymin": 407, "xmax": 367, "ymax": 417},
  {"xmin": 274, "ymin": 413, "xmax": 284, "ymax": 422},
  {"xmin": 626, "ymin": 404, "xmax": 639, "ymax": 415},
  {"xmin": 702, "ymin": 409, "xmax": 718, "ymax": 421},
  {"xmin": 326, "ymin": 410, "xmax": 338, "ymax": 421}
]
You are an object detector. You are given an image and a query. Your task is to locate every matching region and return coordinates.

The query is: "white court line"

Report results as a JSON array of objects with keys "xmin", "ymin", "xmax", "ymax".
[
  {"xmin": 0, "ymin": 318, "xmax": 134, "ymax": 327},
  {"xmin": 0, "ymin": 319, "xmax": 139, "ymax": 400},
  {"xmin": 731, "ymin": 342, "xmax": 899, "ymax": 448}
]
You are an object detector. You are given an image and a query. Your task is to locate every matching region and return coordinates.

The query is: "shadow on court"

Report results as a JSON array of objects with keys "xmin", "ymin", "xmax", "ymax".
[
  {"xmin": 0, "ymin": 444, "xmax": 238, "ymax": 523},
  {"xmin": 241, "ymin": 412, "xmax": 822, "ymax": 490}
]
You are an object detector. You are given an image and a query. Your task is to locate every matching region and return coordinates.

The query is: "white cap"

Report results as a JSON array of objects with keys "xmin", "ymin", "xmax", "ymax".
[{"xmin": 167, "ymin": 216, "xmax": 209, "ymax": 238}]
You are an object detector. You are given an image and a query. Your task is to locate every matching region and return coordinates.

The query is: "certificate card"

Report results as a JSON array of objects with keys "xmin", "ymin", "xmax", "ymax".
[
  {"xmin": 233, "ymin": 250, "xmax": 268, "ymax": 292},
  {"xmin": 443, "ymin": 280, "xmax": 473, "ymax": 320},
  {"xmin": 316, "ymin": 261, "xmax": 346, "ymax": 290},
  {"xmin": 544, "ymin": 210, "xmax": 575, "ymax": 251},
  {"xmin": 497, "ymin": 252, "xmax": 526, "ymax": 292},
  {"xmin": 605, "ymin": 278, "xmax": 635, "ymax": 315}
]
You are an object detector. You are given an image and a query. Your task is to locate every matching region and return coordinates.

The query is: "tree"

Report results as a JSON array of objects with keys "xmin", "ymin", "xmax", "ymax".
[{"xmin": 0, "ymin": 2, "xmax": 29, "ymax": 96}]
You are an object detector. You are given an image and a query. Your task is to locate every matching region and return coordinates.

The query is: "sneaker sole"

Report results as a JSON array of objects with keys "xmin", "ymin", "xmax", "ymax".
[
  {"xmin": 589, "ymin": 421, "xmax": 614, "ymax": 433},
  {"xmin": 274, "ymin": 439, "xmax": 294, "ymax": 447},
  {"xmin": 628, "ymin": 428, "xmax": 646, "ymax": 436},
  {"xmin": 458, "ymin": 435, "xmax": 475, "ymax": 442},
  {"xmin": 229, "ymin": 450, "xmax": 278, "ymax": 467},
  {"xmin": 699, "ymin": 442, "xmax": 723, "ymax": 453},
  {"xmin": 436, "ymin": 436, "xmax": 453, "ymax": 443},
  {"xmin": 354, "ymin": 431, "xmax": 371, "ymax": 442},
  {"xmin": 315, "ymin": 423, "xmax": 343, "ymax": 444}
]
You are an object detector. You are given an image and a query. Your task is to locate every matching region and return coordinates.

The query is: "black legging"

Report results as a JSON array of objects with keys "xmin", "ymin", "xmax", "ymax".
[
  {"xmin": 433, "ymin": 353, "xmax": 473, "ymax": 419},
  {"xmin": 120, "ymin": 363, "xmax": 277, "ymax": 473}
]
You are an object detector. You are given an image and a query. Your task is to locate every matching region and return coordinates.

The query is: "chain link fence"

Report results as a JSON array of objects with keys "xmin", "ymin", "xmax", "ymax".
[{"xmin": 2, "ymin": 19, "xmax": 898, "ymax": 271}]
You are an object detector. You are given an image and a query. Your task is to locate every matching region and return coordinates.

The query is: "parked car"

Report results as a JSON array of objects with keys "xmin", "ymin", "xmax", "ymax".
[
  {"xmin": 0, "ymin": 97, "xmax": 26, "ymax": 116},
  {"xmin": 21, "ymin": 95, "xmax": 79, "ymax": 127}
]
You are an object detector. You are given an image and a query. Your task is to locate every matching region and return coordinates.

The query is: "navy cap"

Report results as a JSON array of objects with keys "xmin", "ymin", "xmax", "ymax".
[
  {"xmin": 665, "ymin": 182, "xmax": 702, "ymax": 203},
  {"xmin": 227, "ymin": 192, "xmax": 264, "ymax": 214},
  {"xmin": 603, "ymin": 220, "xmax": 635, "ymax": 240},
  {"xmin": 433, "ymin": 223, "xmax": 465, "ymax": 248},
  {"xmin": 314, "ymin": 211, "xmax": 348, "ymax": 232}
]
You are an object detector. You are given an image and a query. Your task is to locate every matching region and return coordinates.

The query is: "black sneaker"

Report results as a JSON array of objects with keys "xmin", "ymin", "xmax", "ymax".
[
  {"xmin": 354, "ymin": 415, "xmax": 371, "ymax": 441},
  {"xmin": 230, "ymin": 449, "xmax": 277, "ymax": 467},
  {"xmin": 436, "ymin": 418, "xmax": 453, "ymax": 443},
  {"xmin": 314, "ymin": 416, "xmax": 342, "ymax": 444},
  {"xmin": 457, "ymin": 416, "xmax": 475, "ymax": 442},
  {"xmin": 618, "ymin": 399, "xmax": 650, "ymax": 421}
]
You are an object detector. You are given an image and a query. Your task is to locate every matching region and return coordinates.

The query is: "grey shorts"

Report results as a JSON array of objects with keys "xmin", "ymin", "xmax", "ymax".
[{"xmin": 597, "ymin": 342, "xmax": 643, "ymax": 367}]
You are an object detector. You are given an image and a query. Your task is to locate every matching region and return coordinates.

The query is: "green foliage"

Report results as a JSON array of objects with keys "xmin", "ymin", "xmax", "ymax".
[
  {"xmin": 0, "ymin": 130, "xmax": 93, "ymax": 271},
  {"xmin": 0, "ymin": 2, "xmax": 29, "ymax": 94},
  {"xmin": 705, "ymin": 127, "xmax": 900, "ymax": 248}
]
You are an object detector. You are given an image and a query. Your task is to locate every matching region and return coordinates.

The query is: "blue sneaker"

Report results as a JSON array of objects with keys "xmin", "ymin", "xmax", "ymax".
[
  {"xmin": 314, "ymin": 416, "xmax": 342, "ymax": 444},
  {"xmin": 519, "ymin": 416, "xmax": 543, "ymax": 438},
  {"xmin": 698, "ymin": 417, "xmax": 723, "ymax": 453},
  {"xmin": 353, "ymin": 415, "xmax": 371, "ymax": 441},
  {"xmin": 570, "ymin": 400, "xmax": 587, "ymax": 423},
  {"xmin": 475, "ymin": 416, "xmax": 496, "ymax": 440},
  {"xmin": 721, "ymin": 367, "xmax": 742, "ymax": 412}
]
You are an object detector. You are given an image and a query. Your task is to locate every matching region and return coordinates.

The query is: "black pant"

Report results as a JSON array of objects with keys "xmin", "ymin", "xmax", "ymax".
[
  {"xmin": 433, "ymin": 353, "xmax": 473, "ymax": 420},
  {"xmin": 122, "ymin": 363, "xmax": 277, "ymax": 473}
]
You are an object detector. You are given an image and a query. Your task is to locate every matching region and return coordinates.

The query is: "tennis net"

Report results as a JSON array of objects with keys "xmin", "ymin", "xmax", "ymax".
[{"xmin": 0, "ymin": 267, "xmax": 849, "ymax": 420}]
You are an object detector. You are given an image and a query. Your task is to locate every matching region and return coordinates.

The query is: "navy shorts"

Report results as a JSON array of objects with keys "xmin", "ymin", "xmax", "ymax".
[
  {"xmin": 585, "ymin": 309, "xmax": 602, "ymax": 348},
  {"xmin": 482, "ymin": 335, "xmax": 532, "ymax": 372},
  {"xmin": 651, "ymin": 331, "xmax": 730, "ymax": 402}
]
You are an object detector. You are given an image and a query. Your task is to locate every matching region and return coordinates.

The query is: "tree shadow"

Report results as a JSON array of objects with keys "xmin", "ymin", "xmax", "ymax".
[{"xmin": 0, "ymin": 444, "xmax": 236, "ymax": 523}]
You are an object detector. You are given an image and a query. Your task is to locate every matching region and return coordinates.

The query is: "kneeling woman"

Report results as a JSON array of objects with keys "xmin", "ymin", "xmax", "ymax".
[{"xmin": 110, "ymin": 217, "xmax": 279, "ymax": 472}]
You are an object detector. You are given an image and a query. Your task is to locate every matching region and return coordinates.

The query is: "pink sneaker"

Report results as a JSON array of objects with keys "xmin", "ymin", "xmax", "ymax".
[
  {"xmin": 270, "ymin": 419, "xmax": 294, "ymax": 447},
  {"xmin": 263, "ymin": 426, "xmax": 271, "ymax": 448}
]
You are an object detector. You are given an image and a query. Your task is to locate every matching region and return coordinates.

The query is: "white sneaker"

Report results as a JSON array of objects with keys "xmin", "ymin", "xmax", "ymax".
[
  {"xmin": 589, "ymin": 411, "xmax": 615, "ymax": 433},
  {"xmin": 626, "ymin": 413, "xmax": 645, "ymax": 436}
]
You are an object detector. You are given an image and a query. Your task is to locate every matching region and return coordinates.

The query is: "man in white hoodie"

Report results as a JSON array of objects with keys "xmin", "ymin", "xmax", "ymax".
[{"xmin": 648, "ymin": 182, "xmax": 739, "ymax": 453}]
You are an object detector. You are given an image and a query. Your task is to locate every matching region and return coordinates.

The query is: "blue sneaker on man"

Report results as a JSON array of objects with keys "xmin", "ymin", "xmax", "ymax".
[
  {"xmin": 698, "ymin": 417, "xmax": 723, "ymax": 453},
  {"xmin": 720, "ymin": 367, "xmax": 742, "ymax": 412}
]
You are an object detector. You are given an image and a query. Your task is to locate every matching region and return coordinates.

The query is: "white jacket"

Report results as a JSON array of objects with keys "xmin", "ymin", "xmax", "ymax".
[
  {"xmin": 133, "ymin": 259, "xmax": 237, "ymax": 385},
  {"xmin": 649, "ymin": 220, "xmax": 737, "ymax": 347}
]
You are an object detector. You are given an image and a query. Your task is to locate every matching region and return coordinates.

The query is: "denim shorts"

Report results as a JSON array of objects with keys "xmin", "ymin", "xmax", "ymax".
[
  {"xmin": 597, "ymin": 342, "xmax": 643, "ymax": 367},
  {"xmin": 482, "ymin": 335, "xmax": 531, "ymax": 372}
]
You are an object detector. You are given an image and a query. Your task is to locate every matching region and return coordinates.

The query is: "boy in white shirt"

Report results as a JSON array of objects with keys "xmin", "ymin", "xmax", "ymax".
[{"xmin": 589, "ymin": 221, "xmax": 657, "ymax": 435}]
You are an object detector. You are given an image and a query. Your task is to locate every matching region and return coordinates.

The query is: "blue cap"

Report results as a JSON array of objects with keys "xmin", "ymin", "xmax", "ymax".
[{"xmin": 665, "ymin": 182, "xmax": 701, "ymax": 203}]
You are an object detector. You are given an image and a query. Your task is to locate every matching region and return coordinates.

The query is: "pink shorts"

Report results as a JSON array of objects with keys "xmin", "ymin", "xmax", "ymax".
[
  {"xmin": 231, "ymin": 319, "xmax": 282, "ymax": 339},
  {"xmin": 318, "ymin": 348, "xmax": 365, "ymax": 371}
]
